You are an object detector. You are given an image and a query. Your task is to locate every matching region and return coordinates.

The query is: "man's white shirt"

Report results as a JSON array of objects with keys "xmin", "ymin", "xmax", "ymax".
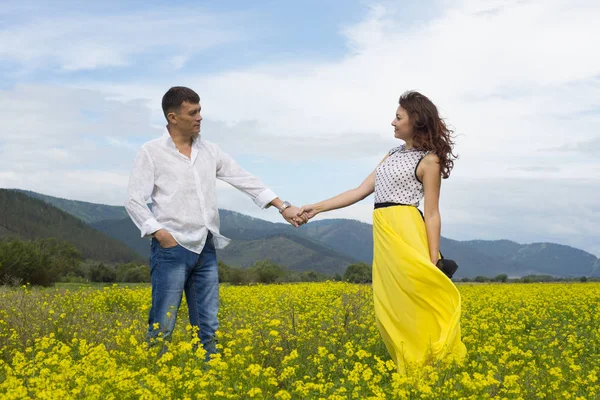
[{"xmin": 125, "ymin": 128, "xmax": 277, "ymax": 253}]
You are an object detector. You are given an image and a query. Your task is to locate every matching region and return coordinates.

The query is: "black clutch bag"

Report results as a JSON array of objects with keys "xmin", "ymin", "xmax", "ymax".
[{"xmin": 436, "ymin": 258, "xmax": 458, "ymax": 279}]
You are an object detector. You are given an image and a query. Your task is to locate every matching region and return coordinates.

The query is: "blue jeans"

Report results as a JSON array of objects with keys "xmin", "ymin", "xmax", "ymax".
[{"xmin": 147, "ymin": 233, "xmax": 219, "ymax": 361}]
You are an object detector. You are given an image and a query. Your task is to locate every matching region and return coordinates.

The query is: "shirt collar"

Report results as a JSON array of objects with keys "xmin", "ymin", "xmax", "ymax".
[{"xmin": 161, "ymin": 127, "xmax": 201, "ymax": 149}]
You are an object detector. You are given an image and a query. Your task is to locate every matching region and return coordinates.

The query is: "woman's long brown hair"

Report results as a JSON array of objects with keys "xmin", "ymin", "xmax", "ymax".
[{"xmin": 399, "ymin": 91, "xmax": 457, "ymax": 178}]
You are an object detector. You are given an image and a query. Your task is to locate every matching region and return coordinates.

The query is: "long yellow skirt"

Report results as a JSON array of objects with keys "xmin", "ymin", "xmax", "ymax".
[{"xmin": 372, "ymin": 205, "xmax": 466, "ymax": 373}]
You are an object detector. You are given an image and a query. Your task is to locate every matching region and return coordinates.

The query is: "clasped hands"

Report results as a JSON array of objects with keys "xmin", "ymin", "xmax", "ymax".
[{"xmin": 280, "ymin": 204, "xmax": 319, "ymax": 228}]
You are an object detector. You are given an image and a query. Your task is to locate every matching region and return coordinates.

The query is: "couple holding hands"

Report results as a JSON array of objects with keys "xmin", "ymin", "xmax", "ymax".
[{"xmin": 125, "ymin": 86, "xmax": 466, "ymax": 373}]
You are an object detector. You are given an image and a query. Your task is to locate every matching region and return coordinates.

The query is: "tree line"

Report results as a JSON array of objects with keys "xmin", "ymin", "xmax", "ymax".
[
  {"xmin": 0, "ymin": 237, "xmax": 373, "ymax": 286},
  {"xmin": 458, "ymin": 274, "xmax": 597, "ymax": 283},
  {"xmin": 2, "ymin": 237, "xmax": 595, "ymax": 287},
  {"xmin": 0, "ymin": 237, "xmax": 152, "ymax": 286}
]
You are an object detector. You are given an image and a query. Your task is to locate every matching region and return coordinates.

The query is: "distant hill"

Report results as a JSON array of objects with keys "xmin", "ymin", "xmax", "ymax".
[
  {"xmin": 91, "ymin": 211, "xmax": 358, "ymax": 273},
  {"xmin": 16, "ymin": 190, "xmax": 600, "ymax": 278},
  {"xmin": 461, "ymin": 240, "xmax": 600, "ymax": 278},
  {"xmin": 217, "ymin": 233, "xmax": 358, "ymax": 275},
  {"xmin": 299, "ymin": 219, "xmax": 374, "ymax": 263},
  {"xmin": 438, "ymin": 238, "xmax": 530, "ymax": 278},
  {"xmin": 296, "ymin": 221, "xmax": 600, "ymax": 278},
  {"xmin": 91, "ymin": 209, "xmax": 302, "ymax": 258},
  {"xmin": 16, "ymin": 189, "xmax": 128, "ymax": 223},
  {"xmin": 0, "ymin": 189, "xmax": 144, "ymax": 263},
  {"xmin": 219, "ymin": 210, "xmax": 293, "ymax": 240},
  {"xmin": 92, "ymin": 217, "xmax": 150, "ymax": 258}
]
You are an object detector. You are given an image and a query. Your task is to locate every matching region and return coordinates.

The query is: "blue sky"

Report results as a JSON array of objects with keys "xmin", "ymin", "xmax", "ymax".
[{"xmin": 1, "ymin": 0, "xmax": 599, "ymax": 256}]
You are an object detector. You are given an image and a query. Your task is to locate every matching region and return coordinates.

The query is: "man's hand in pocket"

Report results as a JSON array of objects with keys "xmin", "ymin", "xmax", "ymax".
[{"xmin": 154, "ymin": 229, "xmax": 178, "ymax": 248}]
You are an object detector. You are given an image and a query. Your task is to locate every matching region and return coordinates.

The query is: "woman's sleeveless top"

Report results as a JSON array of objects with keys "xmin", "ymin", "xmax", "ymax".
[{"xmin": 374, "ymin": 145, "xmax": 430, "ymax": 206}]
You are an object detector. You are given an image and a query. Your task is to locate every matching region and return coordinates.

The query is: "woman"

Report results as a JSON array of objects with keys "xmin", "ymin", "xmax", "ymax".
[{"xmin": 298, "ymin": 91, "xmax": 467, "ymax": 373}]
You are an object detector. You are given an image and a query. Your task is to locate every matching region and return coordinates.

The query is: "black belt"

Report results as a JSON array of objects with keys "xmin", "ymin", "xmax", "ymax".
[
  {"xmin": 374, "ymin": 202, "xmax": 424, "ymax": 219},
  {"xmin": 374, "ymin": 202, "xmax": 411, "ymax": 209}
]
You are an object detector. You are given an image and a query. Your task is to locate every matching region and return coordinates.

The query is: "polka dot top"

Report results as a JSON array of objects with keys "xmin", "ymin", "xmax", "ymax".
[{"xmin": 374, "ymin": 145, "xmax": 430, "ymax": 206}]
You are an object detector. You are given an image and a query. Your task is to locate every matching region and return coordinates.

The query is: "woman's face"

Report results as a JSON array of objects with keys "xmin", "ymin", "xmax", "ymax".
[{"xmin": 391, "ymin": 106, "xmax": 414, "ymax": 141}]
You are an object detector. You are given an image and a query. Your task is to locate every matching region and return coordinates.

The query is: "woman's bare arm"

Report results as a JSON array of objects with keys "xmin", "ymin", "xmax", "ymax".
[
  {"xmin": 298, "ymin": 154, "xmax": 389, "ymax": 219},
  {"xmin": 419, "ymin": 153, "xmax": 442, "ymax": 264}
]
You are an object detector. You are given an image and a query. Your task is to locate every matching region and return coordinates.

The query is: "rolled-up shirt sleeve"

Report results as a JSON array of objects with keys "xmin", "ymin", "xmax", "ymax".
[
  {"xmin": 215, "ymin": 146, "xmax": 277, "ymax": 209},
  {"xmin": 125, "ymin": 147, "xmax": 163, "ymax": 237}
]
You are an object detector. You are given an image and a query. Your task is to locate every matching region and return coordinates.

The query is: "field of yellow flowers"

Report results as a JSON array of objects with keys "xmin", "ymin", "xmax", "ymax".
[{"xmin": 0, "ymin": 282, "xmax": 599, "ymax": 399}]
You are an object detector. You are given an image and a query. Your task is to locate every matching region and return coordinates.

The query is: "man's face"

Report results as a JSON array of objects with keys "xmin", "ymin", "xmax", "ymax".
[{"xmin": 171, "ymin": 101, "xmax": 202, "ymax": 135}]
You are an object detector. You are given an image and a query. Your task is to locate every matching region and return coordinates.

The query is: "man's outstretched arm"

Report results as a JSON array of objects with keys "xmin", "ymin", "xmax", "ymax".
[{"xmin": 215, "ymin": 146, "xmax": 306, "ymax": 227}]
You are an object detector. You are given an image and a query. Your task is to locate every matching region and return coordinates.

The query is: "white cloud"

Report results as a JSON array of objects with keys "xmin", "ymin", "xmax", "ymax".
[
  {"xmin": 2, "ymin": 169, "xmax": 129, "ymax": 206},
  {"xmin": 0, "ymin": 7, "xmax": 248, "ymax": 72},
  {"xmin": 200, "ymin": 120, "xmax": 398, "ymax": 161},
  {"xmin": 168, "ymin": 55, "xmax": 191, "ymax": 71},
  {"xmin": 0, "ymin": 85, "xmax": 160, "ymax": 205},
  {"xmin": 77, "ymin": 1, "xmax": 600, "ymax": 175}
]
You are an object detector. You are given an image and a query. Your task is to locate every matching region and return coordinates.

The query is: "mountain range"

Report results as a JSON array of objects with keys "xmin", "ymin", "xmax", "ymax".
[
  {"xmin": 0, "ymin": 190, "xmax": 143, "ymax": 263},
  {"xmin": 2, "ymin": 189, "xmax": 599, "ymax": 278}
]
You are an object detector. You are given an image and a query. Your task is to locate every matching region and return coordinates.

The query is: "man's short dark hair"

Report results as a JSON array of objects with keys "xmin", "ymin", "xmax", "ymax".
[{"xmin": 161, "ymin": 86, "xmax": 200, "ymax": 120}]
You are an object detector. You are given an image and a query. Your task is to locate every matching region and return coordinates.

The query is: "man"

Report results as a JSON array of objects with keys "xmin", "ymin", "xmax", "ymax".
[{"xmin": 125, "ymin": 86, "xmax": 305, "ymax": 360}]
